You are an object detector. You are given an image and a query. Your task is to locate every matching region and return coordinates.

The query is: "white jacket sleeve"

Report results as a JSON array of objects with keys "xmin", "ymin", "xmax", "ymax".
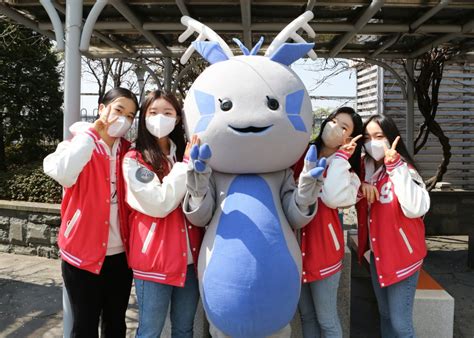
[
  {"xmin": 387, "ymin": 156, "xmax": 430, "ymax": 218},
  {"xmin": 321, "ymin": 150, "xmax": 361, "ymax": 209},
  {"xmin": 123, "ymin": 157, "xmax": 188, "ymax": 218},
  {"xmin": 43, "ymin": 131, "xmax": 96, "ymax": 188}
]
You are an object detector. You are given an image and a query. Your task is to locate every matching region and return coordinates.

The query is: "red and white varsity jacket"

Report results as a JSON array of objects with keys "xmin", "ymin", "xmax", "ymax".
[
  {"xmin": 356, "ymin": 155, "xmax": 430, "ymax": 287},
  {"xmin": 43, "ymin": 122, "xmax": 131, "ymax": 274},
  {"xmin": 294, "ymin": 149, "xmax": 361, "ymax": 282},
  {"xmin": 123, "ymin": 148, "xmax": 204, "ymax": 287}
]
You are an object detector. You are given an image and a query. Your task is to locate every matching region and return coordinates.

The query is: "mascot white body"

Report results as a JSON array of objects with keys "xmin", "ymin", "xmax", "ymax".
[{"xmin": 180, "ymin": 12, "xmax": 325, "ymax": 338}]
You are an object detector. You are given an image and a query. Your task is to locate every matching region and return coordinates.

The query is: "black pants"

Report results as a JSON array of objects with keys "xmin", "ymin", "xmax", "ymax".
[{"xmin": 62, "ymin": 253, "xmax": 133, "ymax": 338}]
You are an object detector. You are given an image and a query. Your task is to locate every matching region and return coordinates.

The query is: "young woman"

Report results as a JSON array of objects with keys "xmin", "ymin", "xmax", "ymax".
[
  {"xmin": 122, "ymin": 90, "xmax": 204, "ymax": 338},
  {"xmin": 294, "ymin": 107, "xmax": 363, "ymax": 338},
  {"xmin": 43, "ymin": 87, "xmax": 139, "ymax": 337},
  {"xmin": 357, "ymin": 114, "xmax": 430, "ymax": 337}
]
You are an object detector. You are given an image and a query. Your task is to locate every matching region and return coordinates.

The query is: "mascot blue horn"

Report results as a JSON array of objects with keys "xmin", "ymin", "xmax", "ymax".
[{"xmin": 180, "ymin": 11, "xmax": 326, "ymax": 338}]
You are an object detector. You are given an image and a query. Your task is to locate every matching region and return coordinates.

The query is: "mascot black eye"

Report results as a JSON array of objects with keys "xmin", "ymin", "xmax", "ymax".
[
  {"xmin": 219, "ymin": 98, "xmax": 233, "ymax": 111},
  {"xmin": 266, "ymin": 96, "xmax": 279, "ymax": 110}
]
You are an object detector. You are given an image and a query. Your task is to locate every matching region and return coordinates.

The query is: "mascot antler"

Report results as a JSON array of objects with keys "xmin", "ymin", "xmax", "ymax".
[
  {"xmin": 179, "ymin": 16, "xmax": 234, "ymax": 64},
  {"xmin": 265, "ymin": 11, "xmax": 317, "ymax": 60}
]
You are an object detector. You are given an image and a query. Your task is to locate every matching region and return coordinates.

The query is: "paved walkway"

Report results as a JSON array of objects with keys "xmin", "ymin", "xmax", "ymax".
[
  {"xmin": 0, "ymin": 253, "xmax": 138, "ymax": 338},
  {"xmin": 0, "ymin": 236, "xmax": 473, "ymax": 337}
]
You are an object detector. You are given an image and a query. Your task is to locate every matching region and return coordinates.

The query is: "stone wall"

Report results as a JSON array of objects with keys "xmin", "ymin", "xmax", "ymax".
[
  {"xmin": 424, "ymin": 189, "xmax": 474, "ymax": 236},
  {"xmin": 0, "ymin": 200, "xmax": 61, "ymax": 258}
]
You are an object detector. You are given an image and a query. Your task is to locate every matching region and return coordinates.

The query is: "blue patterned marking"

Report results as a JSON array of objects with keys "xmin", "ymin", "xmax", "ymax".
[
  {"xmin": 194, "ymin": 90, "xmax": 215, "ymax": 133},
  {"xmin": 288, "ymin": 115, "xmax": 306, "ymax": 132},
  {"xmin": 286, "ymin": 90, "xmax": 304, "ymax": 115},
  {"xmin": 195, "ymin": 90, "xmax": 215, "ymax": 115},
  {"xmin": 194, "ymin": 115, "xmax": 214, "ymax": 133},
  {"xmin": 202, "ymin": 175, "xmax": 300, "ymax": 338},
  {"xmin": 286, "ymin": 90, "xmax": 307, "ymax": 132}
]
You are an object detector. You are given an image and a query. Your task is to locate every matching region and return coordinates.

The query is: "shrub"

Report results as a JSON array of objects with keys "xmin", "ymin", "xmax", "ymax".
[{"xmin": 0, "ymin": 162, "xmax": 62, "ymax": 204}]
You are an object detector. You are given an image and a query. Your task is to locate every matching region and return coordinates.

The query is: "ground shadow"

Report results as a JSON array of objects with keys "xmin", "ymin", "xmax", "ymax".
[{"xmin": 0, "ymin": 278, "xmax": 62, "ymax": 337}]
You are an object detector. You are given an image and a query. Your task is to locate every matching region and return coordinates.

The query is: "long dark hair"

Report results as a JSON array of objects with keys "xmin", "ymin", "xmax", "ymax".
[
  {"xmin": 135, "ymin": 90, "xmax": 186, "ymax": 177},
  {"xmin": 363, "ymin": 114, "xmax": 417, "ymax": 170},
  {"xmin": 99, "ymin": 87, "xmax": 139, "ymax": 109},
  {"xmin": 312, "ymin": 106, "xmax": 363, "ymax": 177}
]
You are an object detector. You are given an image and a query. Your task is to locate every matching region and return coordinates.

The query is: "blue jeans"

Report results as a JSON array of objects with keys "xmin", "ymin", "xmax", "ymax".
[
  {"xmin": 298, "ymin": 270, "xmax": 342, "ymax": 338},
  {"xmin": 135, "ymin": 264, "xmax": 200, "ymax": 338},
  {"xmin": 370, "ymin": 254, "xmax": 419, "ymax": 338}
]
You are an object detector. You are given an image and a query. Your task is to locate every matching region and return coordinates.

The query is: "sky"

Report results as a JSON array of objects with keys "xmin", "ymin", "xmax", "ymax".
[{"xmin": 80, "ymin": 58, "xmax": 357, "ymax": 117}]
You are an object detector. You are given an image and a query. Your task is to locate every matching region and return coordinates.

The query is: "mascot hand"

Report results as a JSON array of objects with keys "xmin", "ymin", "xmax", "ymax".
[
  {"xmin": 295, "ymin": 145, "xmax": 327, "ymax": 208},
  {"xmin": 186, "ymin": 144, "xmax": 212, "ymax": 198}
]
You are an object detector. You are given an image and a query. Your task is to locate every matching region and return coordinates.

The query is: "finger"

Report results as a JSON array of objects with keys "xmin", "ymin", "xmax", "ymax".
[
  {"xmin": 198, "ymin": 144, "xmax": 212, "ymax": 160},
  {"xmin": 374, "ymin": 187, "xmax": 380, "ymax": 201},
  {"xmin": 317, "ymin": 157, "xmax": 327, "ymax": 170},
  {"xmin": 104, "ymin": 104, "xmax": 112, "ymax": 122},
  {"xmin": 367, "ymin": 188, "xmax": 373, "ymax": 203},
  {"xmin": 107, "ymin": 115, "xmax": 119, "ymax": 125},
  {"xmin": 194, "ymin": 160, "xmax": 206, "ymax": 173},
  {"xmin": 351, "ymin": 134, "xmax": 363, "ymax": 144},
  {"xmin": 190, "ymin": 144, "xmax": 200, "ymax": 161},
  {"xmin": 309, "ymin": 167, "xmax": 324, "ymax": 179},
  {"xmin": 305, "ymin": 145, "xmax": 317, "ymax": 163},
  {"xmin": 361, "ymin": 185, "xmax": 368, "ymax": 197},
  {"xmin": 304, "ymin": 145, "xmax": 317, "ymax": 172},
  {"xmin": 391, "ymin": 136, "xmax": 401, "ymax": 150},
  {"xmin": 383, "ymin": 141, "xmax": 389, "ymax": 152}
]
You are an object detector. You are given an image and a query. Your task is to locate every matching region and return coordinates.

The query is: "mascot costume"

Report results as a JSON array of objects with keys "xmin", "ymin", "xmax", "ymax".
[{"xmin": 180, "ymin": 11, "xmax": 326, "ymax": 338}]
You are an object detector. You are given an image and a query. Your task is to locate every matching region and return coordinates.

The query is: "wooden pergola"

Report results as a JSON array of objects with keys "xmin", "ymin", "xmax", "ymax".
[{"xmin": 1, "ymin": 0, "xmax": 474, "ymax": 141}]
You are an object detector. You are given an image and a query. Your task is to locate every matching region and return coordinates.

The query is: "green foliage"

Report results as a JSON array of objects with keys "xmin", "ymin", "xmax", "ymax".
[
  {"xmin": 0, "ymin": 162, "xmax": 62, "ymax": 204},
  {"xmin": 0, "ymin": 20, "xmax": 63, "ymax": 169},
  {"xmin": 5, "ymin": 142, "xmax": 57, "ymax": 165}
]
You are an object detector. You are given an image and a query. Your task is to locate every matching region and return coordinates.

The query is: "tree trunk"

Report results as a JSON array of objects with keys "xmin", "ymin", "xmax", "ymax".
[{"xmin": 0, "ymin": 112, "xmax": 5, "ymax": 171}]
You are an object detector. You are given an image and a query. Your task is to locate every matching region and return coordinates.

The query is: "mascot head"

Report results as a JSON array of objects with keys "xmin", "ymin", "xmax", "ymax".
[{"xmin": 180, "ymin": 11, "xmax": 316, "ymax": 174}]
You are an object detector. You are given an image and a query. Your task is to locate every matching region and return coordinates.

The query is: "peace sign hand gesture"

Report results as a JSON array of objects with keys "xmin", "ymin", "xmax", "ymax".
[
  {"xmin": 339, "ymin": 134, "xmax": 363, "ymax": 157},
  {"xmin": 94, "ymin": 103, "xmax": 118, "ymax": 134},
  {"xmin": 383, "ymin": 136, "xmax": 400, "ymax": 162}
]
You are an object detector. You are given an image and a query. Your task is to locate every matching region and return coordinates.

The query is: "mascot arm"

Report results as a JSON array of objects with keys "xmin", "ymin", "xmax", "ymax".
[
  {"xmin": 281, "ymin": 168, "xmax": 320, "ymax": 229},
  {"xmin": 183, "ymin": 174, "xmax": 216, "ymax": 227}
]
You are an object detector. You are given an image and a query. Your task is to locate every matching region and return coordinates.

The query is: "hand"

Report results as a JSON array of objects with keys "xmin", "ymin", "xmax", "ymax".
[
  {"xmin": 189, "ymin": 143, "xmax": 212, "ymax": 173},
  {"xmin": 93, "ymin": 103, "xmax": 118, "ymax": 134},
  {"xmin": 186, "ymin": 143, "xmax": 212, "ymax": 198},
  {"xmin": 185, "ymin": 134, "xmax": 200, "ymax": 159},
  {"xmin": 383, "ymin": 136, "xmax": 400, "ymax": 162},
  {"xmin": 295, "ymin": 145, "xmax": 327, "ymax": 209},
  {"xmin": 303, "ymin": 145, "xmax": 327, "ymax": 179},
  {"xmin": 361, "ymin": 182, "xmax": 379, "ymax": 204},
  {"xmin": 340, "ymin": 134, "xmax": 363, "ymax": 156}
]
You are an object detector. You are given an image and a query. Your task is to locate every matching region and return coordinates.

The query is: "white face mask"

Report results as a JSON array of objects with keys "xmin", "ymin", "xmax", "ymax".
[
  {"xmin": 321, "ymin": 121, "xmax": 344, "ymax": 148},
  {"xmin": 146, "ymin": 114, "xmax": 176, "ymax": 139},
  {"xmin": 364, "ymin": 139, "xmax": 389, "ymax": 161},
  {"xmin": 107, "ymin": 114, "xmax": 132, "ymax": 138}
]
